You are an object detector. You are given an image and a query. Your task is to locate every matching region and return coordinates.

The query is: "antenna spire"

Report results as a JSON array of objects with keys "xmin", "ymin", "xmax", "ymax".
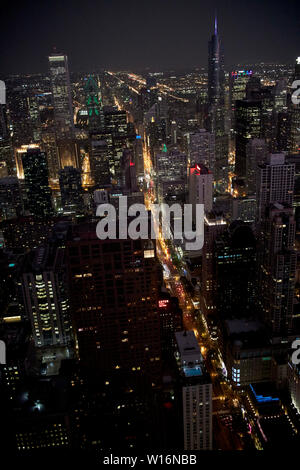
[{"xmin": 214, "ymin": 13, "xmax": 218, "ymax": 35}]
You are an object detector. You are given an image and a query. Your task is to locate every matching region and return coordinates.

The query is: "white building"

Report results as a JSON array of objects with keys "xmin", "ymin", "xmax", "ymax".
[
  {"xmin": 175, "ymin": 330, "xmax": 212, "ymax": 450},
  {"xmin": 188, "ymin": 164, "xmax": 213, "ymax": 216}
]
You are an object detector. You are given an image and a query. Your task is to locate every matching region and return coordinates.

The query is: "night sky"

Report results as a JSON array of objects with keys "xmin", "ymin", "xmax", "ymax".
[{"xmin": 1, "ymin": 0, "xmax": 299, "ymax": 73}]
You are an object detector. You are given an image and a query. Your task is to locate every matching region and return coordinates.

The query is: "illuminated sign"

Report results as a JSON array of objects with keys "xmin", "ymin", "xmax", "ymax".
[
  {"xmin": 231, "ymin": 70, "xmax": 253, "ymax": 79},
  {"xmin": 158, "ymin": 299, "xmax": 169, "ymax": 308}
]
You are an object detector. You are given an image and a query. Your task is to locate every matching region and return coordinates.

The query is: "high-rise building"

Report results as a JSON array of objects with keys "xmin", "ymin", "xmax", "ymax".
[
  {"xmin": 21, "ymin": 245, "xmax": 72, "ymax": 347},
  {"xmin": 175, "ymin": 331, "xmax": 212, "ymax": 450},
  {"xmin": 59, "ymin": 166, "xmax": 83, "ymax": 213},
  {"xmin": 21, "ymin": 145, "xmax": 52, "ymax": 218},
  {"xmin": 48, "ymin": 53, "xmax": 77, "ymax": 168},
  {"xmin": 245, "ymin": 138, "xmax": 268, "ymax": 195},
  {"xmin": 201, "ymin": 213, "xmax": 227, "ymax": 318},
  {"xmin": 288, "ymin": 58, "xmax": 300, "ymax": 154},
  {"xmin": 0, "ymin": 176, "xmax": 23, "ymax": 220},
  {"xmin": 257, "ymin": 153, "xmax": 296, "ymax": 337},
  {"xmin": 155, "ymin": 149, "xmax": 187, "ymax": 204},
  {"xmin": 84, "ymin": 75, "xmax": 104, "ymax": 133},
  {"xmin": 256, "ymin": 153, "xmax": 295, "ymax": 222},
  {"xmin": 66, "ymin": 223, "xmax": 162, "ymax": 382},
  {"xmin": 89, "ymin": 138, "xmax": 111, "ymax": 188},
  {"xmin": 214, "ymin": 221, "xmax": 256, "ymax": 319},
  {"xmin": 187, "ymin": 129, "xmax": 215, "ymax": 170},
  {"xmin": 229, "ymin": 70, "xmax": 253, "ymax": 134},
  {"xmin": 235, "ymin": 99, "xmax": 261, "ymax": 178},
  {"xmin": 188, "ymin": 164, "xmax": 213, "ymax": 215},
  {"xmin": 207, "ymin": 16, "xmax": 228, "ymax": 192},
  {"xmin": 258, "ymin": 203, "xmax": 296, "ymax": 336}
]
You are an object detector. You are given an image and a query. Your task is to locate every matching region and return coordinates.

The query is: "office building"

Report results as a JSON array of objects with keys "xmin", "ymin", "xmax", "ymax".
[
  {"xmin": 256, "ymin": 153, "xmax": 295, "ymax": 222},
  {"xmin": 258, "ymin": 203, "xmax": 296, "ymax": 336},
  {"xmin": 245, "ymin": 138, "xmax": 268, "ymax": 194},
  {"xmin": 59, "ymin": 166, "xmax": 83, "ymax": 213},
  {"xmin": 188, "ymin": 164, "xmax": 213, "ymax": 215},
  {"xmin": 187, "ymin": 129, "xmax": 215, "ymax": 170},
  {"xmin": 207, "ymin": 16, "xmax": 228, "ymax": 192},
  {"xmin": 21, "ymin": 245, "xmax": 72, "ymax": 347},
  {"xmin": 48, "ymin": 53, "xmax": 77, "ymax": 168},
  {"xmin": 21, "ymin": 145, "xmax": 52, "ymax": 218},
  {"xmin": 66, "ymin": 223, "xmax": 162, "ymax": 382},
  {"xmin": 0, "ymin": 176, "xmax": 23, "ymax": 220},
  {"xmin": 235, "ymin": 99, "xmax": 261, "ymax": 178},
  {"xmin": 89, "ymin": 137, "xmax": 111, "ymax": 187}
]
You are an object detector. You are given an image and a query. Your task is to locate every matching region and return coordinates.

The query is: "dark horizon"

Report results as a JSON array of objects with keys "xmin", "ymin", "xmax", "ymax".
[{"xmin": 1, "ymin": 0, "xmax": 299, "ymax": 75}]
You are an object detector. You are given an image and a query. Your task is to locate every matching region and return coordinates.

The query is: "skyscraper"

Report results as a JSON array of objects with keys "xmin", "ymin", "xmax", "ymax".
[
  {"xmin": 21, "ymin": 145, "xmax": 52, "ymax": 218},
  {"xmin": 256, "ymin": 153, "xmax": 295, "ymax": 222},
  {"xmin": 245, "ymin": 138, "xmax": 268, "ymax": 195},
  {"xmin": 188, "ymin": 164, "xmax": 213, "ymax": 215},
  {"xmin": 0, "ymin": 176, "xmax": 23, "ymax": 219},
  {"xmin": 59, "ymin": 166, "xmax": 83, "ymax": 213},
  {"xmin": 207, "ymin": 15, "xmax": 228, "ymax": 192},
  {"xmin": 235, "ymin": 99, "xmax": 261, "ymax": 178},
  {"xmin": 66, "ymin": 223, "xmax": 162, "ymax": 382},
  {"xmin": 84, "ymin": 75, "xmax": 105, "ymax": 133},
  {"xmin": 257, "ymin": 154, "xmax": 296, "ymax": 337},
  {"xmin": 187, "ymin": 128, "xmax": 215, "ymax": 170},
  {"xmin": 22, "ymin": 245, "xmax": 72, "ymax": 347},
  {"xmin": 288, "ymin": 57, "xmax": 300, "ymax": 154},
  {"xmin": 48, "ymin": 53, "xmax": 77, "ymax": 168},
  {"xmin": 258, "ymin": 203, "xmax": 296, "ymax": 336}
]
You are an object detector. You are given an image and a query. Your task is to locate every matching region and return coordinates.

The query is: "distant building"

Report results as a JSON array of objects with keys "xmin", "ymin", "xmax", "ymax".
[
  {"xmin": 187, "ymin": 129, "xmax": 215, "ymax": 170},
  {"xmin": 0, "ymin": 176, "xmax": 23, "ymax": 219},
  {"xmin": 188, "ymin": 164, "xmax": 213, "ymax": 216},
  {"xmin": 48, "ymin": 53, "xmax": 77, "ymax": 168},
  {"xmin": 59, "ymin": 166, "xmax": 83, "ymax": 213},
  {"xmin": 245, "ymin": 138, "xmax": 268, "ymax": 195},
  {"xmin": 89, "ymin": 138, "xmax": 111, "ymax": 188},
  {"xmin": 235, "ymin": 99, "xmax": 261, "ymax": 178}
]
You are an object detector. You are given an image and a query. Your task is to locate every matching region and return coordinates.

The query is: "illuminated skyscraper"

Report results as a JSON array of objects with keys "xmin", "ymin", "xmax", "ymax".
[
  {"xmin": 48, "ymin": 53, "xmax": 77, "ymax": 168},
  {"xmin": 187, "ymin": 129, "xmax": 215, "ymax": 170},
  {"xmin": 84, "ymin": 75, "xmax": 105, "ymax": 132},
  {"xmin": 288, "ymin": 57, "xmax": 300, "ymax": 154},
  {"xmin": 257, "ymin": 154, "xmax": 296, "ymax": 337},
  {"xmin": 245, "ymin": 138, "xmax": 268, "ymax": 195},
  {"xmin": 207, "ymin": 16, "xmax": 228, "ymax": 192},
  {"xmin": 21, "ymin": 145, "xmax": 52, "ymax": 218},
  {"xmin": 235, "ymin": 99, "xmax": 261, "ymax": 178},
  {"xmin": 59, "ymin": 166, "xmax": 83, "ymax": 213},
  {"xmin": 22, "ymin": 245, "xmax": 72, "ymax": 347}
]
